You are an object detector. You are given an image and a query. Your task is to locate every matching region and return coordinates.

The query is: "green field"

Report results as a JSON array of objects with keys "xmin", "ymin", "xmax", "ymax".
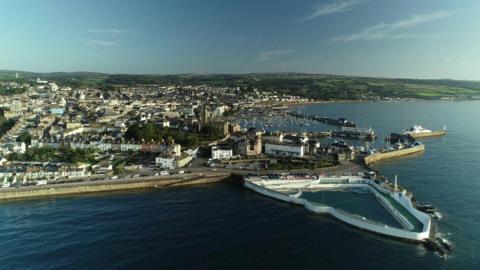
[{"xmin": 1, "ymin": 70, "xmax": 480, "ymax": 100}]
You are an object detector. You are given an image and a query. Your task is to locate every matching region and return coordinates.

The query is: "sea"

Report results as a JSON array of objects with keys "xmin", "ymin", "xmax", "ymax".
[{"xmin": 0, "ymin": 101, "xmax": 479, "ymax": 269}]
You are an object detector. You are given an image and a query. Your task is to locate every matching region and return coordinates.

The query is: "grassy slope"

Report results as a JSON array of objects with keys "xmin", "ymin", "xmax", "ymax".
[{"xmin": 1, "ymin": 70, "xmax": 479, "ymax": 99}]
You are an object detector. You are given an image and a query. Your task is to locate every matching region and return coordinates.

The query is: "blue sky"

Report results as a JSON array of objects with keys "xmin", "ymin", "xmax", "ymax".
[{"xmin": 1, "ymin": 0, "xmax": 479, "ymax": 79}]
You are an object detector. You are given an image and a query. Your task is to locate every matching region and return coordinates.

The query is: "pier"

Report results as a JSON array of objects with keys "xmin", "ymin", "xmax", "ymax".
[
  {"xmin": 364, "ymin": 143, "xmax": 425, "ymax": 165},
  {"xmin": 288, "ymin": 112, "xmax": 357, "ymax": 127}
]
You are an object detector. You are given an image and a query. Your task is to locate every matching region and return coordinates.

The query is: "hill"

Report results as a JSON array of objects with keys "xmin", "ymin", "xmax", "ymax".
[{"xmin": 1, "ymin": 70, "xmax": 480, "ymax": 100}]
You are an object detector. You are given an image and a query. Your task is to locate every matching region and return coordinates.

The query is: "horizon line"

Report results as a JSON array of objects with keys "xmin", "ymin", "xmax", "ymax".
[{"xmin": 0, "ymin": 68, "xmax": 478, "ymax": 82}]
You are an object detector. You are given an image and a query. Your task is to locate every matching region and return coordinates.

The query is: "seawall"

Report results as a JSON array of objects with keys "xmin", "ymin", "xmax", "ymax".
[
  {"xmin": 0, "ymin": 173, "xmax": 233, "ymax": 200},
  {"xmin": 364, "ymin": 144, "xmax": 425, "ymax": 165}
]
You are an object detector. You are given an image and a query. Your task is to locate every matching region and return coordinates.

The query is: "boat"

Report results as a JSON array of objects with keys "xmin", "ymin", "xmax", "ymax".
[{"xmin": 403, "ymin": 125, "xmax": 446, "ymax": 138}]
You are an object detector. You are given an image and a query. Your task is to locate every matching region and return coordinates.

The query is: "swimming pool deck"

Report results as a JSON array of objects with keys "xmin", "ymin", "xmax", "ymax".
[{"xmin": 377, "ymin": 190, "xmax": 424, "ymax": 232}]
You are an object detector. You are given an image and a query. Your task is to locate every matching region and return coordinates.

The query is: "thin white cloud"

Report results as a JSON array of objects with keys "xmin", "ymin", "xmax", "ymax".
[
  {"xmin": 256, "ymin": 49, "xmax": 295, "ymax": 62},
  {"xmin": 84, "ymin": 39, "xmax": 118, "ymax": 47},
  {"xmin": 87, "ymin": 28, "xmax": 137, "ymax": 35},
  {"xmin": 300, "ymin": 0, "xmax": 360, "ymax": 23},
  {"xmin": 333, "ymin": 11, "xmax": 455, "ymax": 41},
  {"xmin": 459, "ymin": 61, "xmax": 479, "ymax": 68}
]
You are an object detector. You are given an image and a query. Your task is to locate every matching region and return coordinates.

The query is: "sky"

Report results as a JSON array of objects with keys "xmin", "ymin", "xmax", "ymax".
[{"xmin": 1, "ymin": 0, "xmax": 480, "ymax": 80}]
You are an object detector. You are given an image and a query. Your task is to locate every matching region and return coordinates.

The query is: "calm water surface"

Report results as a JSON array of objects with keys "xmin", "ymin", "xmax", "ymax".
[{"xmin": 0, "ymin": 101, "xmax": 479, "ymax": 269}]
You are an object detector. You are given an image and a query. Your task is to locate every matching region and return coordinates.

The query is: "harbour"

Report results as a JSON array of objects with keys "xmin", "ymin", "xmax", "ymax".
[{"xmin": 0, "ymin": 101, "xmax": 477, "ymax": 269}]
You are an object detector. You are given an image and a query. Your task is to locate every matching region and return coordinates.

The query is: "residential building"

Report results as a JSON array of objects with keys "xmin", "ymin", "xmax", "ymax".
[
  {"xmin": 211, "ymin": 145, "xmax": 233, "ymax": 160},
  {"xmin": 235, "ymin": 128, "xmax": 262, "ymax": 156},
  {"xmin": 156, "ymin": 154, "xmax": 176, "ymax": 169},
  {"xmin": 265, "ymin": 142, "xmax": 305, "ymax": 157}
]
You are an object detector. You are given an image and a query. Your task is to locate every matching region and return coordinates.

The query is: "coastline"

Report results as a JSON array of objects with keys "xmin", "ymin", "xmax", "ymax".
[
  {"xmin": 0, "ymin": 161, "xmax": 366, "ymax": 201},
  {"xmin": 0, "ymin": 172, "xmax": 233, "ymax": 200},
  {"xmin": 274, "ymin": 98, "xmax": 480, "ymax": 109}
]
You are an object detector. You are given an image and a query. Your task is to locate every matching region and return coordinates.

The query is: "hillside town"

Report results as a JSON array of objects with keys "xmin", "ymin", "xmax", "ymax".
[{"xmin": 0, "ymin": 78, "xmax": 374, "ymax": 187}]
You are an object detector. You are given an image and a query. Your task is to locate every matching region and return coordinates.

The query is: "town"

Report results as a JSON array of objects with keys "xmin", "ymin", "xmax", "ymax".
[
  {"xmin": 0, "ymin": 74, "xmax": 453, "ymax": 256},
  {"xmin": 0, "ymin": 75, "xmax": 365, "ymax": 187},
  {"xmin": 0, "ymin": 75, "xmax": 441, "ymax": 190}
]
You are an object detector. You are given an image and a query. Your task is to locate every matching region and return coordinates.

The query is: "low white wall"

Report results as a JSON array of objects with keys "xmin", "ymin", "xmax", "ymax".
[
  {"xmin": 392, "ymin": 192, "xmax": 431, "ymax": 232},
  {"xmin": 366, "ymin": 185, "xmax": 414, "ymax": 231},
  {"xmin": 369, "ymin": 181, "xmax": 431, "ymax": 233},
  {"xmin": 304, "ymin": 202, "xmax": 429, "ymax": 240}
]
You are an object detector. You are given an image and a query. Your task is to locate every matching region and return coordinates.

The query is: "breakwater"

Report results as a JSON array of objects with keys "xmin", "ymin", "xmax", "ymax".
[
  {"xmin": 364, "ymin": 144, "xmax": 425, "ymax": 165},
  {"xmin": 288, "ymin": 112, "xmax": 357, "ymax": 127},
  {"xmin": 0, "ymin": 172, "xmax": 233, "ymax": 200}
]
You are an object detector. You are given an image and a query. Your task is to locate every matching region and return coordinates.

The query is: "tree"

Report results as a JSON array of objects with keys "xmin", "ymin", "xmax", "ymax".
[
  {"xmin": 113, "ymin": 164, "xmax": 125, "ymax": 175},
  {"xmin": 125, "ymin": 123, "xmax": 161, "ymax": 142},
  {"xmin": 201, "ymin": 123, "xmax": 224, "ymax": 139},
  {"xmin": 16, "ymin": 132, "xmax": 32, "ymax": 145}
]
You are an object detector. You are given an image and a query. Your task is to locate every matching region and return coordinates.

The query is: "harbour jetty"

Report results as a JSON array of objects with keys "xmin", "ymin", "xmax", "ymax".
[
  {"xmin": 364, "ymin": 142, "xmax": 425, "ymax": 165},
  {"xmin": 288, "ymin": 112, "xmax": 357, "ymax": 127}
]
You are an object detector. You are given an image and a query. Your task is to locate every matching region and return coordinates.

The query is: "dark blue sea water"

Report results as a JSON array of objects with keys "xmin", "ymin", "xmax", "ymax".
[{"xmin": 0, "ymin": 101, "xmax": 479, "ymax": 269}]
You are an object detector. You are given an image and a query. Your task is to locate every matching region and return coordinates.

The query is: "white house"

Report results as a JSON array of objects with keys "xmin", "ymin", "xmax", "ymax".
[
  {"xmin": 159, "ymin": 120, "xmax": 170, "ymax": 128},
  {"xmin": 12, "ymin": 142, "xmax": 26, "ymax": 154},
  {"xmin": 155, "ymin": 154, "xmax": 176, "ymax": 169},
  {"xmin": 211, "ymin": 146, "xmax": 233, "ymax": 160},
  {"xmin": 120, "ymin": 143, "xmax": 142, "ymax": 152},
  {"xmin": 0, "ymin": 156, "xmax": 7, "ymax": 166},
  {"xmin": 265, "ymin": 143, "xmax": 305, "ymax": 157},
  {"xmin": 92, "ymin": 162, "xmax": 113, "ymax": 174}
]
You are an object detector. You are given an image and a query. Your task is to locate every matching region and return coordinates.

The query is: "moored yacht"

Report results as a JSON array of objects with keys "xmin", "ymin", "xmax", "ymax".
[
  {"xmin": 403, "ymin": 125, "xmax": 446, "ymax": 138},
  {"xmin": 404, "ymin": 125, "xmax": 432, "ymax": 135}
]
